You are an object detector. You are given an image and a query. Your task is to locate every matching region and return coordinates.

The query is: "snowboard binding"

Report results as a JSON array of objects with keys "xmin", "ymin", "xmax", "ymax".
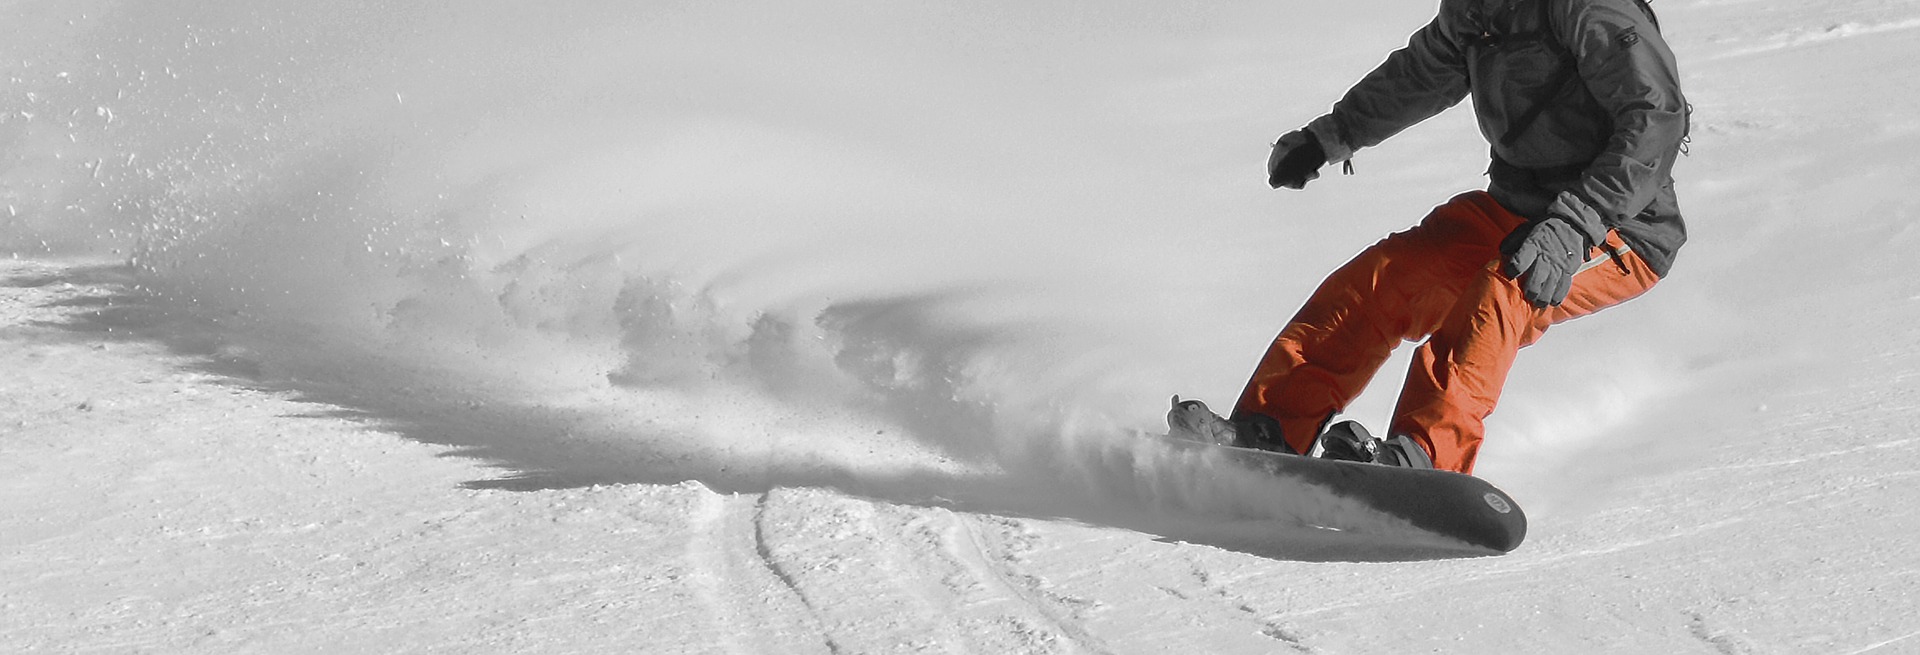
[
  {"xmin": 1167, "ymin": 396, "xmax": 1294, "ymax": 453},
  {"xmin": 1316, "ymin": 420, "xmax": 1434, "ymax": 469}
]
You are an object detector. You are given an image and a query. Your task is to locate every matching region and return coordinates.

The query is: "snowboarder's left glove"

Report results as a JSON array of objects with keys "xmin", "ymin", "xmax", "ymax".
[
  {"xmin": 1502, "ymin": 216, "xmax": 1588, "ymax": 308},
  {"xmin": 1267, "ymin": 129, "xmax": 1327, "ymax": 190}
]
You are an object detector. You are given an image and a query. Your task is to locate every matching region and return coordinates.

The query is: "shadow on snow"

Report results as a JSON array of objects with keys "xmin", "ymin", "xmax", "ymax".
[{"xmin": 13, "ymin": 262, "xmax": 1497, "ymax": 563}]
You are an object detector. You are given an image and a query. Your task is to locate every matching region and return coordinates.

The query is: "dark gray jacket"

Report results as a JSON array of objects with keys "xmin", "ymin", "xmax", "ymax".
[{"xmin": 1305, "ymin": 0, "xmax": 1688, "ymax": 276}]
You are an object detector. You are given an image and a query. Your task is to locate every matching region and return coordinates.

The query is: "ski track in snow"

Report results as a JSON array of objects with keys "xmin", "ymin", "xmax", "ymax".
[
  {"xmin": 736, "ymin": 488, "xmax": 1105, "ymax": 655},
  {"xmin": 1160, "ymin": 559, "xmax": 1313, "ymax": 652},
  {"xmin": 1713, "ymin": 17, "xmax": 1920, "ymax": 58},
  {"xmin": 1846, "ymin": 631, "xmax": 1920, "ymax": 655},
  {"xmin": 684, "ymin": 488, "xmax": 833, "ymax": 655}
]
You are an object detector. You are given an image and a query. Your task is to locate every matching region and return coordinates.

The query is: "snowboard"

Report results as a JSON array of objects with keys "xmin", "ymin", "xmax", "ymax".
[{"xmin": 1161, "ymin": 437, "xmax": 1529, "ymax": 552}]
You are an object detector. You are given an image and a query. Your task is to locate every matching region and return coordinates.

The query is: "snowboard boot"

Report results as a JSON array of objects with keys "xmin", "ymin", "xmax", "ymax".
[
  {"xmin": 1314, "ymin": 421, "xmax": 1434, "ymax": 469},
  {"xmin": 1167, "ymin": 396, "xmax": 1296, "ymax": 454},
  {"xmin": 1375, "ymin": 434, "xmax": 1435, "ymax": 469}
]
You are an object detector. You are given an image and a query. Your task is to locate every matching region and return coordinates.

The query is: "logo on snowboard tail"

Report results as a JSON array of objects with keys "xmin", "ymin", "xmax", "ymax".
[{"xmin": 1483, "ymin": 492, "xmax": 1513, "ymax": 514}]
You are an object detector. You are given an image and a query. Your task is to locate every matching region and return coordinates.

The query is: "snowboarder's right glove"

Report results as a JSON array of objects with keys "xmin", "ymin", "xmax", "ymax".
[
  {"xmin": 1502, "ymin": 216, "xmax": 1588, "ymax": 308},
  {"xmin": 1267, "ymin": 129, "xmax": 1327, "ymax": 190}
]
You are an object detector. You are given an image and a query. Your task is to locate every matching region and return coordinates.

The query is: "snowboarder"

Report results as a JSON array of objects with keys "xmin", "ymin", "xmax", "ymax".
[{"xmin": 1172, "ymin": 0, "xmax": 1688, "ymax": 474}]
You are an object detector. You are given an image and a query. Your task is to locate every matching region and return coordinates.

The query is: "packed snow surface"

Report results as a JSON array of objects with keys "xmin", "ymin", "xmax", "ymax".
[{"xmin": 4, "ymin": 0, "xmax": 1918, "ymax": 652}]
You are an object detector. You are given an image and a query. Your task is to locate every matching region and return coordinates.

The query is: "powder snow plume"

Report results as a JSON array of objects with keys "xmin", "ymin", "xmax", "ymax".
[{"xmin": 4, "ymin": 0, "xmax": 1407, "ymax": 533}]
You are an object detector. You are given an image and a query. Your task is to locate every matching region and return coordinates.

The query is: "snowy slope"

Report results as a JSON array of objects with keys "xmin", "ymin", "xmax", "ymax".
[{"xmin": 6, "ymin": 0, "xmax": 1920, "ymax": 652}]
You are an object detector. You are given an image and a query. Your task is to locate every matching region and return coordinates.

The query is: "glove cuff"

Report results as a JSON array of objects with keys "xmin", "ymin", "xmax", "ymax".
[
  {"xmin": 1305, "ymin": 115, "xmax": 1355, "ymax": 165},
  {"xmin": 1547, "ymin": 191, "xmax": 1610, "ymax": 251}
]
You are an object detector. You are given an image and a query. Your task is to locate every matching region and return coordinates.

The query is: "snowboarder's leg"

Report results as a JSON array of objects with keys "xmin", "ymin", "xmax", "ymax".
[
  {"xmin": 1233, "ymin": 192, "xmax": 1516, "ymax": 454},
  {"xmin": 1391, "ymin": 228, "xmax": 1661, "ymax": 473}
]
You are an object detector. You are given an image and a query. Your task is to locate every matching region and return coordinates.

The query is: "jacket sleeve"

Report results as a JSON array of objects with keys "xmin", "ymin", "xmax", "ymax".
[
  {"xmin": 1305, "ymin": 9, "xmax": 1473, "ymax": 165},
  {"xmin": 1555, "ymin": 0, "xmax": 1688, "ymax": 233}
]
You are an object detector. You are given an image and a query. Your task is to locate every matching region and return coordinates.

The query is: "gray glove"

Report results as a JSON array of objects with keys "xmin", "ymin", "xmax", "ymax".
[
  {"xmin": 1503, "ymin": 191, "xmax": 1612, "ymax": 308},
  {"xmin": 1267, "ymin": 129, "xmax": 1327, "ymax": 189},
  {"xmin": 1502, "ymin": 217, "xmax": 1588, "ymax": 308}
]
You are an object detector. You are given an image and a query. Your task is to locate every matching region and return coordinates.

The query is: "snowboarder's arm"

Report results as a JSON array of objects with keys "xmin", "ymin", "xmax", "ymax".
[
  {"xmin": 1555, "ymin": 0, "xmax": 1688, "ymax": 237},
  {"xmin": 1304, "ymin": 12, "xmax": 1473, "ymax": 166}
]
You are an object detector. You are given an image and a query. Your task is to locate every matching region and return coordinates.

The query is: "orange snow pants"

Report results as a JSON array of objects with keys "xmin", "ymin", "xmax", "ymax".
[{"xmin": 1232, "ymin": 191, "xmax": 1660, "ymax": 473}]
